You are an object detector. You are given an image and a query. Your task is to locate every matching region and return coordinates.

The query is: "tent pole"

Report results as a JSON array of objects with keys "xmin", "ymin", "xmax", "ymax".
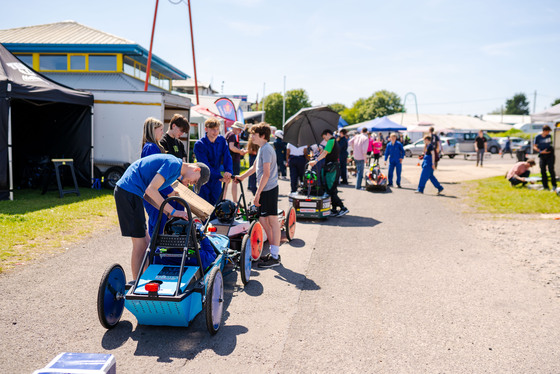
[
  {"xmin": 8, "ymin": 103, "xmax": 13, "ymax": 200},
  {"xmin": 91, "ymin": 106, "xmax": 94, "ymax": 186}
]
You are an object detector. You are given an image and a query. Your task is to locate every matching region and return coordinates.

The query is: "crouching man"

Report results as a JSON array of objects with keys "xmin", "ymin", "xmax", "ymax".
[
  {"xmin": 506, "ymin": 159, "xmax": 536, "ymax": 187},
  {"xmin": 114, "ymin": 153, "xmax": 210, "ymax": 280}
]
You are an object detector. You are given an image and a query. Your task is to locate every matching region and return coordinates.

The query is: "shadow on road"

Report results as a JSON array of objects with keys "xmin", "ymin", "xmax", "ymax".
[
  {"xmin": 272, "ymin": 265, "xmax": 320, "ymax": 291},
  {"xmin": 100, "ymin": 276, "xmax": 248, "ymax": 361},
  {"xmin": 322, "ymin": 215, "xmax": 381, "ymax": 228}
]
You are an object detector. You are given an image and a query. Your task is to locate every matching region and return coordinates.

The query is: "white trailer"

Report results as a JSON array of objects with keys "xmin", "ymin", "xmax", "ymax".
[{"xmin": 90, "ymin": 90, "xmax": 191, "ymax": 188}]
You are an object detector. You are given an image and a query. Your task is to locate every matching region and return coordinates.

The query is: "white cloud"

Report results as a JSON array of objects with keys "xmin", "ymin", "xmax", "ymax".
[{"xmin": 227, "ymin": 21, "xmax": 270, "ymax": 36}]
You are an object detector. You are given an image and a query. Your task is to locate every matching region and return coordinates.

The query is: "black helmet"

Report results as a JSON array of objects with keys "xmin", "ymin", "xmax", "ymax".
[
  {"xmin": 164, "ymin": 217, "xmax": 190, "ymax": 235},
  {"xmin": 215, "ymin": 200, "xmax": 236, "ymax": 223}
]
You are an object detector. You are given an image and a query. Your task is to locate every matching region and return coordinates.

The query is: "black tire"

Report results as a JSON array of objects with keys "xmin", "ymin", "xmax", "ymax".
[
  {"xmin": 205, "ymin": 267, "xmax": 224, "ymax": 335},
  {"xmin": 239, "ymin": 235, "xmax": 252, "ymax": 285},
  {"xmin": 448, "ymin": 154, "xmax": 456, "ymax": 159},
  {"xmin": 97, "ymin": 264, "xmax": 126, "ymax": 329},
  {"xmin": 489, "ymin": 146, "xmax": 499, "ymax": 154},
  {"xmin": 405, "ymin": 150, "xmax": 412, "ymax": 157},
  {"xmin": 104, "ymin": 166, "xmax": 125, "ymax": 189}
]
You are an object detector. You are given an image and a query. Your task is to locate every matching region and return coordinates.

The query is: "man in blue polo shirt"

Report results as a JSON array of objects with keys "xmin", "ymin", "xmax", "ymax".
[
  {"xmin": 384, "ymin": 132, "xmax": 405, "ymax": 188},
  {"xmin": 114, "ymin": 153, "xmax": 210, "ymax": 280},
  {"xmin": 194, "ymin": 117, "xmax": 233, "ymax": 205}
]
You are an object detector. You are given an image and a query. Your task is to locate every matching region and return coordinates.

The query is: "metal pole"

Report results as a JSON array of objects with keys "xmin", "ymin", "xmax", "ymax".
[
  {"xmin": 401, "ymin": 92, "xmax": 419, "ymax": 125},
  {"xmin": 533, "ymin": 90, "xmax": 537, "ymax": 114},
  {"xmin": 90, "ymin": 106, "xmax": 94, "ymax": 187},
  {"xmin": 144, "ymin": 0, "xmax": 160, "ymax": 91},
  {"xmin": 8, "ymin": 103, "xmax": 13, "ymax": 200},
  {"xmin": 262, "ymin": 82, "xmax": 266, "ymax": 111},
  {"xmin": 282, "ymin": 76, "xmax": 286, "ymax": 128},
  {"xmin": 187, "ymin": 0, "xmax": 199, "ymax": 105}
]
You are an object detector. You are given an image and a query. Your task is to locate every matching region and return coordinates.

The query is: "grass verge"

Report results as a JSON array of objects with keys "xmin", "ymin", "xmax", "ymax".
[
  {"xmin": 0, "ymin": 188, "xmax": 117, "ymax": 273},
  {"xmin": 464, "ymin": 175, "xmax": 560, "ymax": 214}
]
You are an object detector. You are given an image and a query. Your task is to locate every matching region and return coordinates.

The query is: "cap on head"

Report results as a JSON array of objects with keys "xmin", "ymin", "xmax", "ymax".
[
  {"xmin": 194, "ymin": 162, "xmax": 210, "ymax": 193},
  {"xmin": 275, "ymin": 130, "xmax": 284, "ymax": 139},
  {"xmin": 231, "ymin": 121, "xmax": 245, "ymax": 130}
]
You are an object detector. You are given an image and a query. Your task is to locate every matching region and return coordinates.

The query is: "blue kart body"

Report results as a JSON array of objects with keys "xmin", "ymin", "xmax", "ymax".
[{"xmin": 125, "ymin": 234, "xmax": 228, "ymax": 327}]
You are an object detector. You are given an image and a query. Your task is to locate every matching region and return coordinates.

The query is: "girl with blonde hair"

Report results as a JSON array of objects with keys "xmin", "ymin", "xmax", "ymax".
[{"xmin": 141, "ymin": 117, "xmax": 164, "ymax": 156}]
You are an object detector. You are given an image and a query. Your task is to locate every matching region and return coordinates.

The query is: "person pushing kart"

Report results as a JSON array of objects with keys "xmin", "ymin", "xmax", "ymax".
[
  {"xmin": 309, "ymin": 129, "xmax": 349, "ymax": 217},
  {"xmin": 114, "ymin": 153, "xmax": 210, "ymax": 280}
]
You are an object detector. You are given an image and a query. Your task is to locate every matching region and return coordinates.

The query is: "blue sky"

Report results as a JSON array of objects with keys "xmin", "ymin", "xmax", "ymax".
[{"xmin": 2, "ymin": 0, "xmax": 559, "ymax": 115}]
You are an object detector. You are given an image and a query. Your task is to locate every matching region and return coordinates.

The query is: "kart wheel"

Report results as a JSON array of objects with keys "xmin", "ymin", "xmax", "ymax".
[
  {"xmin": 205, "ymin": 267, "xmax": 224, "ymax": 335},
  {"xmin": 247, "ymin": 221, "xmax": 264, "ymax": 261},
  {"xmin": 285, "ymin": 206, "xmax": 296, "ymax": 241},
  {"xmin": 239, "ymin": 236, "xmax": 252, "ymax": 285},
  {"xmin": 97, "ymin": 264, "xmax": 126, "ymax": 329}
]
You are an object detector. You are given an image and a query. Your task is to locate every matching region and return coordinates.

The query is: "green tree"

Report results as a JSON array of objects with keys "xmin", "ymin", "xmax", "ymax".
[
  {"xmin": 552, "ymin": 98, "xmax": 560, "ymax": 106},
  {"xmin": 505, "ymin": 93, "xmax": 530, "ymax": 115},
  {"xmin": 260, "ymin": 92, "xmax": 283, "ymax": 127},
  {"xmin": 328, "ymin": 103, "xmax": 347, "ymax": 114},
  {"xmin": 260, "ymin": 89, "xmax": 312, "ymax": 128},
  {"xmin": 342, "ymin": 90, "xmax": 403, "ymax": 125}
]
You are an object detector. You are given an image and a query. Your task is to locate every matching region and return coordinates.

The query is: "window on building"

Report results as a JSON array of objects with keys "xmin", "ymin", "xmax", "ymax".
[
  {"xmin": 16, "ymin": 54, "xmax": 33, "ymax": 67},
  {"xmin": 89, "ymin": 55, "xmax": 117, "ymax": 71},
  {"xmin": 69, "ymin": 55, "xmax": 86, "ymax": 70},
  {"xmin": 40, "ymin": 54, "xmax": 67, "ymax": 70}
]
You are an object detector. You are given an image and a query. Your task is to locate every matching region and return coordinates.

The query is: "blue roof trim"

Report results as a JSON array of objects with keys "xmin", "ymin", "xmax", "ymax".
[{"xmin": 3, "ymin": 43, "xmax": 189, "ymax": 80}]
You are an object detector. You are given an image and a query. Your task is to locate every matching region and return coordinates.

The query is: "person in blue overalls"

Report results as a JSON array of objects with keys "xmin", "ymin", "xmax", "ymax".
[
  {"xmin": 416, "ymin": 135, "xmax": 444, "ymax": 195},
  {"xmin": 383, "ymin": 132, "xmax": 405, "ymax": 188},
  {"xmin": 194, "ymin": 117, "xmax": 233, "ymax": 206}
]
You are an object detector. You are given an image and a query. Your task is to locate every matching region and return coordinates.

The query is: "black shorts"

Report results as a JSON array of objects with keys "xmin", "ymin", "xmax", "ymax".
[
  {"xmin": 232, "ymin": 161, "xmax": 241, "ymax": 176},
  {"xmin": 114, "ymin": 186, "xmax": 147, "ymax": 238},
  {"xmin": 258, "ymin": 185, "xmax": 278, "ymax": 217}
]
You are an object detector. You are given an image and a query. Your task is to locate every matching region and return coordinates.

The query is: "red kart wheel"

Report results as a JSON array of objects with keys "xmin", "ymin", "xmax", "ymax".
[
  {"xmin": 248, "ymin": 221, "xmax": 264, "ymax": 260},
  {"xmin": 285, "ymin": 206, "xmax": 296, "ymax": 241}
]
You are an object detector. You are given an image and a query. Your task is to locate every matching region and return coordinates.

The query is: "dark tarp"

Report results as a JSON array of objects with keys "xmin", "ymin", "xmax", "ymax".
[{"xmin": 0, "ymin": 43, "xmax": 93, "ymax": 200}]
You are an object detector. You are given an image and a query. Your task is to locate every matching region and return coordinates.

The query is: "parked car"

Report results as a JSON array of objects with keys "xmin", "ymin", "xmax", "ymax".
[
  {"xmin": 446, "ymin": 132, "xmax": 501, "ymax": 154},
  {"xmin": 404, "ymin": 137, "xmax": 457, "ymax": 158},
  {"xmin": 496, "ymin": 137, "xmax": 529, "ymax": 151},
  {"xmin": 512, "ymin": 123, "xmax": 548, "ymax": 134}
]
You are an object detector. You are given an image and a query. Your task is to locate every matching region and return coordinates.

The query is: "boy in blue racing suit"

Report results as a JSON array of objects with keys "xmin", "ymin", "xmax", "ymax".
[
  {"xmin": 384, "ymin": 132, "xmax": 405, "ymax": 188},
  {"xmin": 194, "ymin": 117, "xmax": 233, "ymax": 205}
]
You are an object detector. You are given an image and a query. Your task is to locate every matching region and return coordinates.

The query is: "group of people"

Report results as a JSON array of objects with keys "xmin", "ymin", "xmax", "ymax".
[
  {"xmin": 344, "ymin": 126, "xmax": 443, "ymax": 194},
  {"xmin": 507, "ymin": 124, "xmax": 557, "ymax": 192},
  {"xmin": 113, "ymin": 116, "xmax": 290, "ymax": 282}
]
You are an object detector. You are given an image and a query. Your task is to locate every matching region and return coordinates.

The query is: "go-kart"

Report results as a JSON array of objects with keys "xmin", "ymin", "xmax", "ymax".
[
  {"xmin": 97, "ymin": 196, "xmax": 252, "ymax": 335},
  {"xmin": 208, "ymin": 180, "xmax": 297, "ymax": 261},
  {"xmin": 289, "ymin": 163, "xmax": 331, "ymax": 219},
  {"xmin": 365, "ymin": 163, "xmax": 388, "ymax": 191}
]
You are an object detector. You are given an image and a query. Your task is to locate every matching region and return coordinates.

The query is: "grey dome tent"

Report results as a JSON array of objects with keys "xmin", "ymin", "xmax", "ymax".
[{"xmin": 0, "ymin": 43, "xmax": 93, "ymax": 200}]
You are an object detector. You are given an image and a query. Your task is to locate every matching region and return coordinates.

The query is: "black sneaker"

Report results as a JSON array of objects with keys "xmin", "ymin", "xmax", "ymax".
[
  {"xmin": 258, "ymin": 254, "xmax": 281, "ymax": 268},
  {"xmin": 330, "ymin": 209, "xmax": 339, "ymax": 216},
  {"xmin": 336, "ymin": 207, "xmax": 349, "ymax": 217}
]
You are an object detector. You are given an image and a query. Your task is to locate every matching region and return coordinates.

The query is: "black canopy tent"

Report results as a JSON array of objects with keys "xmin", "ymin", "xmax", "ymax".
[{"xmin": 0, "ymin": 43, "xmax": 93, "ymax": 200}]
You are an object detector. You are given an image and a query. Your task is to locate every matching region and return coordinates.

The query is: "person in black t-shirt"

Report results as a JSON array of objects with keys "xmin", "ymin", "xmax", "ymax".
[
  {"xmin": 533, "ymin": 124, "xmax": 557, "ymax": 191},
  {"xmin": 429, "ymin": 127, "xmax": 442, "ymax": 168},
  {"xmin": 225, "ymin": 121, "xmax": 247, "ymax": 202},
  {"xmin": 474, "ymin": 130, "xmax": 487, "ymax": 167},
  {"xmin": 160, "ymin": 114, "xmax": 190, "ymax": 162}
]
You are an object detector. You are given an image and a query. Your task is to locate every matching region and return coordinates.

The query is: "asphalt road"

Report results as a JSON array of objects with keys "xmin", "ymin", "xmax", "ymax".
[{"xmin": 1, "ymin": 157, "xmax": 559, "ymax": 373}]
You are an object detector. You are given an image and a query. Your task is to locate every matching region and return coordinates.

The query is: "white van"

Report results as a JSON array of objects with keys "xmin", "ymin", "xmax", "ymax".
[{"xmin": 513, "ymin": 123, "xmax": 548, "ymax": 134}]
